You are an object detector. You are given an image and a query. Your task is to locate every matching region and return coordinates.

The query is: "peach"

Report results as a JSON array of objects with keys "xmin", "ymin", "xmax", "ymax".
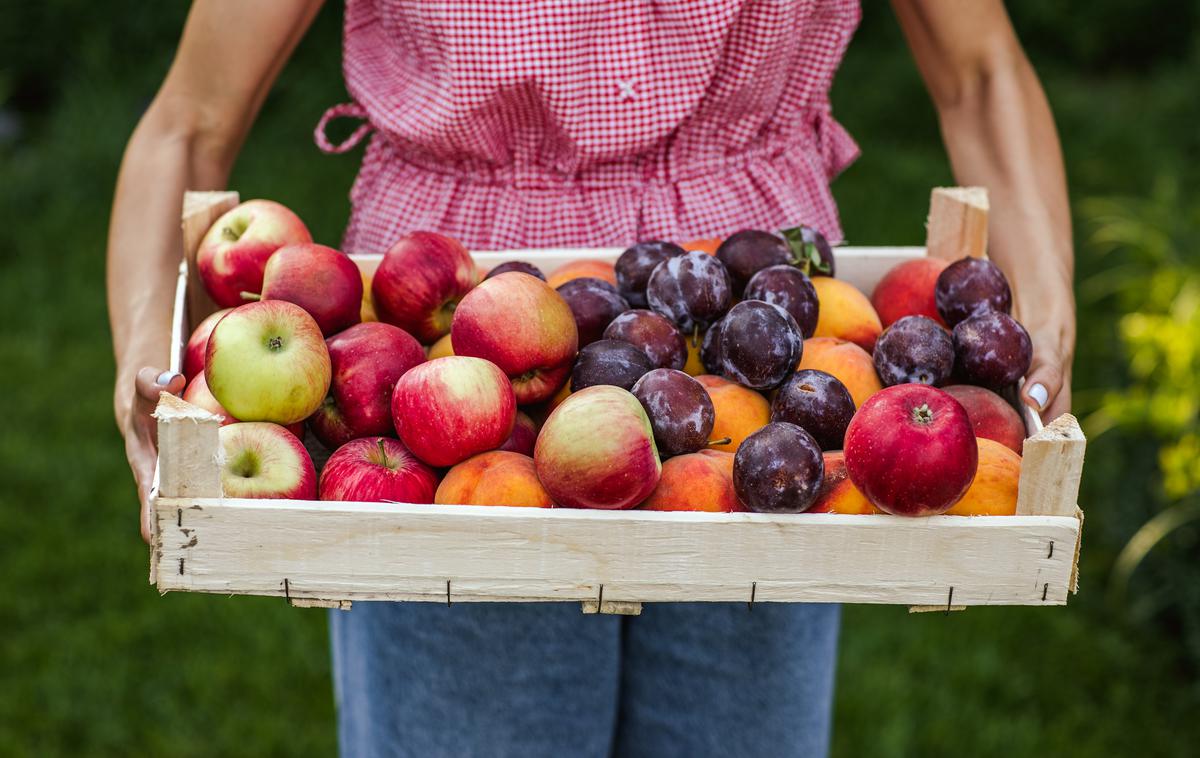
[
  {"xmin": 683, "ymin": 238, "xmax": 722, "ymax": 255},
  {"xmin": 812, "ymin": 277, "xmax": 883, "ymax": 353},
  {"xmin": 546, "ymin": 259, "xmax": 618, "ymax": 289},
  {"xmin": 359, "ymin": 270, "xmax": 377, "ymax": 323},
  {"xmin": 435, "ymin": 451, "xmax": 553, "ymax": 508},
  {"xmin": 809, "ymin": 452, "xmax": 879, "ymax": 514},
  {"xmin": 796, "ymin": 337, "xmax": 883, "ymax": 408},
  {"xmin": 427, "ymin": 332, "xmax": 455, "ymax": 360},
  {"xmin": 941, "ymin": 385, "xmax": 1026, "ymax": 455},
  {"xmin": 871, "ymin": 258, "xmax": 948, "ymax": 328},
  {"xmin": 946, "ymin": 438, "xmax": 1021, "ymax": 516},
  {"xmin": 641, "ymin": 449, "xmax": 741, "ymax": 512},
  {"xmin": 694, "ymin": 374, "xmax": 770, "ymax": 452}
]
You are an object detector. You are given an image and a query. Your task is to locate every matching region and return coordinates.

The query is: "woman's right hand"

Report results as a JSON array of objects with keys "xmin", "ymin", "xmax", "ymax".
[{"xmin": 122, "ymin": 367, "xmax": 187, "ymax": 543}]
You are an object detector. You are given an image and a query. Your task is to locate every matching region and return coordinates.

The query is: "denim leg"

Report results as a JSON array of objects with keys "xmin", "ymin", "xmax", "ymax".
[
  {"xmin": 613, "ymin": 602, "xmax": 840, "ymax": 758},
  {"xmin": 330, "ymin": 602, "xmax": 621, "ymax": 758}
]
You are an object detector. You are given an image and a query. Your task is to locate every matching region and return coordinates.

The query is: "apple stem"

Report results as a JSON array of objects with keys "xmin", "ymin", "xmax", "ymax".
[
  {"xmin": 240, "ymin": 291, "xmax": 262, "ymax": 302},
  {"xmin": 911, "ymin": 403, "xmax": 934, "ymax": 425},
  {"xmin": 708, "ymin": 437, "xmax": 733, "ymax": 447},
  {"xmin": 267, "ymin": 336, "xmax": 283, "ymax": 351},
  {"xmin": 375, "ymin": 438, "xmax": 390, "ymax": 468}
]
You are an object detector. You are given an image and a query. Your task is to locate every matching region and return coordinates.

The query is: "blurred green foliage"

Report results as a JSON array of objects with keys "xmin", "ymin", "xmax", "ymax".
[{"xmin": 2, "ymin": 2, "xmax": 1200, "ymax": 756}]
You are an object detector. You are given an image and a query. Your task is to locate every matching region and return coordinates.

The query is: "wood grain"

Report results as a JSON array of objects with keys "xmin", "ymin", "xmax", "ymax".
[{"xmin": 926, "ymin": 186, "xmax": 989, "ymax": 260}]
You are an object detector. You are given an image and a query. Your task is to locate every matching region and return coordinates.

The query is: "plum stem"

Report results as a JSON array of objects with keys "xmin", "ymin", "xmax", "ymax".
[
  {"xmin": 911, "ymin": 403, "xmax": 934, "ymax": 425},
  {"xmin": 708, "ymin": 437, "xmax": 733, "ymax": 446},
  {"xmin": 240, "ymin": 291, "xmax": 262, "ymax": 302}
]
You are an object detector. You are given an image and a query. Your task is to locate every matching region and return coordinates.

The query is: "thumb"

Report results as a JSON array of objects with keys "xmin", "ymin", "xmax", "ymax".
[
  {"xmin": 134, "ymin": 367, "xmax": 186, "ymax": 414},
  {"xmin": 1022, "ymin": 348, "xmax": 1066, "ymax": 416}
]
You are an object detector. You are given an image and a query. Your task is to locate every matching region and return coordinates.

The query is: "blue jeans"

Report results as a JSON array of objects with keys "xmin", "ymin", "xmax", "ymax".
[{"xmin": 330, "ymin": 602, "xmax": 839, "ymax": 757}]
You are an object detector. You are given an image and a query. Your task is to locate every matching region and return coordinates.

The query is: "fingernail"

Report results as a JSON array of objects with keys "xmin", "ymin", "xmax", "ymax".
[
  {"xmin": 1028, "ymin": 383, "xmax": 1048, "ymax": 410},
  {"xmin": 156, "ymin": 371, "xmax": 181, "ymax": 387}
]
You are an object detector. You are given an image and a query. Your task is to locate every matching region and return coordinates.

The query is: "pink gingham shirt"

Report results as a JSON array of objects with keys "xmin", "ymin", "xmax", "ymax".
[{"xmin": 317, "ymin": 0, "xmax": 861, "ymax": 252}]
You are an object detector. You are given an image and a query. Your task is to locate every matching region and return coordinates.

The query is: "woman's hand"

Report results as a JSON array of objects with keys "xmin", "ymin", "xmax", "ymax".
[
  {"xmin": 122, "ymin": 368, "xmax": 187, "ymax": 542},
  {"xmin": 1019, "ymin": 295, "xmax": 1075, "ymax": 420}
]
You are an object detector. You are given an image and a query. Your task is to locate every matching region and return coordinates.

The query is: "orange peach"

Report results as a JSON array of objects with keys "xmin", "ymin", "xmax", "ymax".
[
  {"xmin": 812, "ymin": 277, "xmax": 883, "ymax": 353},
  {"xmin": 945, "ymin": 438, "xmax": 1021, "ymax": 516},
  {"xmin": 360, "ymin": 270, "xmax": 377, "ymax": 323},
  {"xmin": 546, "ymin": 259, "xmax": 618, "ymax": 289},
  {"xmin": 796, "ymin": 337, "xmax": 882, "ymax": 408},
  {"xmin": 695, "ymin": 374, "xmax": 770, "ymax": 452},
  {"xmin": 683, "ymin": 238, "xmax": 722, "ymax": 255},
  {"xmin": 434, "ymin": 451, "xmax": 553, "ymax": 508},
  {"xmin": 640, "ymin": 449, "xmax": 741, "ymax": 512},
  {"xmin": 428, "ymin": 332, "xmax": 455, "ymax": 360},
  {"xmin": 809, "ymin": 452, "xmax": 879, "ymax": 514}
]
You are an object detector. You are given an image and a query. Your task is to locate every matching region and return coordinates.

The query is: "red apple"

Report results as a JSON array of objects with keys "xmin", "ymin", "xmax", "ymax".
[
  {"xmin": 372, "ymin": 232, "xmax": 477, "ymax": 343},
  {"xmin": 534, "ymin": 385, "xmax": 661, "ymax": 509},
  {"xmin": 452, "ymin": 272, "xmax": 579, "ymax": 404},
  {"xmin": 318, "ymin": 437, "xmax": 439, "ymax": 504},
  {"xmin": 941, "ymin": 384, "xmax": 1026, "ymax": 454},
  {"xmin": 197, "ymin": 200, "xmax": 312, "ymax": 308},
  {"xmin": 254, "ymin": 243, "xmax": 362, "ymax": 336},
  {"xmin": 496, "ymin": 410, "xmax": 538, "ymax": 456},
  {"xmin": 871, "ymin": 258, "xmax": 949, "ymax": 328},
  {"xmin": 308, "ymin": 322, "xmax": 425, "ymax": 449},
  {"xmin": 205, "ymin": 300, "xmax": 331, "ymax": 425},
  {"xmin": 391, "ymin": 356, "xmax": 516, "ymax": 467},
  {"xmin": 844, "ymin": 384, "xmax": 977, "ymax": 516},
  {"xmin": 218, "ymin": 421, "xmax": 317, "ymax": 499},
  {"xmin": 183, "ymin": 308, "xmax": 231, "ymax": 380}
]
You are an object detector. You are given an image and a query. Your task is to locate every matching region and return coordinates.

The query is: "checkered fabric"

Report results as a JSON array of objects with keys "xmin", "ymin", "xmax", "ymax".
[{"xmin": 317, "ymin": 0, "xmax": 861, "ymax": 253}]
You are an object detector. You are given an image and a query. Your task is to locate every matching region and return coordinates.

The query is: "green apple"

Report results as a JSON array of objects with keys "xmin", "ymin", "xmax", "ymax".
[{"xmin": 205, "ymin": 300, "xmax": 331, "ymax": 425}]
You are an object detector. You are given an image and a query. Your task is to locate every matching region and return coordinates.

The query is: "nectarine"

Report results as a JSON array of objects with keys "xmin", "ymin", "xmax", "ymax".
[
  {"xmin": 796, "ymin": 337, "xmax": 882, "ymax": 408},
  {"xmin": 812, "ymin": 277, "xmax": 882, "ymax": 353},
  {"xmin": 435, "ymin": 451, "xmax": 552, "ymax": 508},
  {"xmin": 694, "ymin": 375, "xmax": 770, "ymax": 452},
  {"xmin": 640, "ymin": 449, "xmax": 740, "ymax": 512},
  {"xmin": 945, "ymin": 438, "xmax": 1021, "ymax": 516}
]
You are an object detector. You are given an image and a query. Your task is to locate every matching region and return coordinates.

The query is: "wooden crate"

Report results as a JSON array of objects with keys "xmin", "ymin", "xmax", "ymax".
[{"xmin": 150, "ymin": 191, "xmax": 1085, "ymax": 615}]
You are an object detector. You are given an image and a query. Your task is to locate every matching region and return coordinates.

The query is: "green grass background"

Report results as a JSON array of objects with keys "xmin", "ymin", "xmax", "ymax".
[{"xmin": 2, "ymin": 3, "xmax": 1198, "ymax": 755}]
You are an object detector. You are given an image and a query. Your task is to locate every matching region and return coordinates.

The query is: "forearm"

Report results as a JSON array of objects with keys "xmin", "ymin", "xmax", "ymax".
[
  {"xmin": 934, "ymin": 52, "xmax": 1074, "ymax": 340},
  {"xmin": 107, "ymin": 103, "xmax": 231, "ymax": 424}
]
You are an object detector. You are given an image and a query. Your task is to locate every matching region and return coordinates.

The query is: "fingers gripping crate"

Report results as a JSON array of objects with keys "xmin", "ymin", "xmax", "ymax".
[{"xmin": 150, "ymin": 190, "xmax": 1084, "ymax": 615}]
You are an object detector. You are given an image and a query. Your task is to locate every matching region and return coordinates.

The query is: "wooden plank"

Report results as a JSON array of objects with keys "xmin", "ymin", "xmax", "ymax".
[
  {"xmin": 181, "ymin": 191, "xmax": 240, "ymax": 331},
  {"xmin": 152, "ymin": 497, "xmax": 1079, "ymax": 607},
  {"xmin": 1017, "ymin": 413, "xmax": 1086, "ymax": 517},
  {"xmin": 153, "ymin": 394, "xmax": 223, "ymax": 499},
  {"xmin": 351, "ymin": 246, "xmax": 927, "ymax": 302},
  {"xmin": 926, "ymin": 187, "xmax": 989, "ymax": 260}
]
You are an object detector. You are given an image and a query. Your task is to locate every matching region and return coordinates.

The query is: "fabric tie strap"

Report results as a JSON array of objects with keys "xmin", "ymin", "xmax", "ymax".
[{"xmin": 315, "ymin": 102, "xmax": 373, "ymax": 154}]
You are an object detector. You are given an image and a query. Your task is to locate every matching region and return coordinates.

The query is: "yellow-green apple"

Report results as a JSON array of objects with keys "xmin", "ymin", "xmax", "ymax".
[
  {"xmin": 451, "ymin": 272, "xmax": 579, "ymax": 404},
  {"xmin": 309, "ymin": 322, "xmax": 425, "ymax": 449},
  {"xmin": 197, "ymin": 200, "xmax": 312, "ymax": 308},
  {"xmin": 252, "ymin": 243, "xmax": 362, "ymax": 336},
  {"xmin": 534, "ymin": 385, "xmax": 661, "ymax": 509},
  {"xmin": 183, "ymin": 308, "xmax": 231, "ymax": 380},
  {"xmin": 391, "ymin": 356, "xmax": 516, "ymax": 467},
  {"xmin": 844, "ymin": 385, "xmax": 977, "ymax": 516},
  {"xmin": 372, "ymin": 232, "xmax": 477, "ymax": 343},
  {"xmin": 183, "ymin": 373, "xmax": 306, "ymax": 438},
  {"xmin": 205, "ymin": 300, "xmax": 331, "ymax": 425},
  {"xmin": 318, "ymin": 437, "xmax": 439, "ymax": 504},
  {"xmin": 496, "ymin": 410, "xmax": 538, "ymax": 456},
  {"xmin": 218, "ymin": 421, "xmax": 317, "ymax": 499}
]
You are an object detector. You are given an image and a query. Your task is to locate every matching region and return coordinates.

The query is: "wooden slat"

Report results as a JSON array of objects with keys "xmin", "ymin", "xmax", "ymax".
[
  {"xmin": 153, "ymin": 393, "xmax": 223, "ymax": 500},
  {"xmin": 152, "ymin": 497, "xmax": 1080, "ymax": 607},
  {"xmin": 181, "ymin": 191, "xmax": 240, "ymax": 330},
  {"xmin": 1017, "ymin": 414, "xmax": 1086, "ymax": 517},
  {"xmin": 926, "ymin": 187, "xmax": 989, "ymax": 260}
]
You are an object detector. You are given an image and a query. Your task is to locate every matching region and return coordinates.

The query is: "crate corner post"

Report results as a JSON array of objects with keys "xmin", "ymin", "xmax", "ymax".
[{"xmin": 926, "ymin": 186, "xmax": 989, "ymax": 260}]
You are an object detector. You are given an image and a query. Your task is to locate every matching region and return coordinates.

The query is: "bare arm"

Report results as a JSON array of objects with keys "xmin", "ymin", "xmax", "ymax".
[
  {"xmin": 108, "ymin": 0, "xmax": 323, "ymax": 540},
  {"xmin": 893, "ymin": 0, "xmax": 1074, "ymax": 418}
]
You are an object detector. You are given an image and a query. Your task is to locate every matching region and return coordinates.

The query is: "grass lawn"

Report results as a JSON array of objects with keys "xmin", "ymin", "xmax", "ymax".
[{"xmin": 2, "ymin": 5, "xmax": 1198, "ymax": 755}]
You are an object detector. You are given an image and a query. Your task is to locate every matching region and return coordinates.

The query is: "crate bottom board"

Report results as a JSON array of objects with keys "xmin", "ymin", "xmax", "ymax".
[{"xmin": 151, "ymin": 497, "xmax": 1081, "ymax": 608}]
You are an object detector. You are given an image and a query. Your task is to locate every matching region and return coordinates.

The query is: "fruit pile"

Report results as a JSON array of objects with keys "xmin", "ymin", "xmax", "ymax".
[{"xmin": 184, "ymin": 200, "xmax": 1032, "ymax": 517}]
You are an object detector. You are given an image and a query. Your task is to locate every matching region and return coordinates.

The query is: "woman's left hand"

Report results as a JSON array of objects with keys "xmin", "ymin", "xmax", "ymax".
[{"xmin": 1019, "ymin": 300, "xmax": 1075, "ymax": 420}]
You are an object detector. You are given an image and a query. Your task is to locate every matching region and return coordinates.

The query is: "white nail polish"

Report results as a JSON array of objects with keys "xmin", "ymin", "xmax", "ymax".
[
  {"xmin": 1028, "ymin": 383, "xmax": 1048, "ymax": 410},
  {"xmin": 157, "ymin": 370, "xmax": 179, "ymax": 386}
]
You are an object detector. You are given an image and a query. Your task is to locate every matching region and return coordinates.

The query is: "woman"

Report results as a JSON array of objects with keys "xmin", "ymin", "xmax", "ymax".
[{"xmin": 108, "ymin": 1, "xmax": 1074, "ymax": 755}]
